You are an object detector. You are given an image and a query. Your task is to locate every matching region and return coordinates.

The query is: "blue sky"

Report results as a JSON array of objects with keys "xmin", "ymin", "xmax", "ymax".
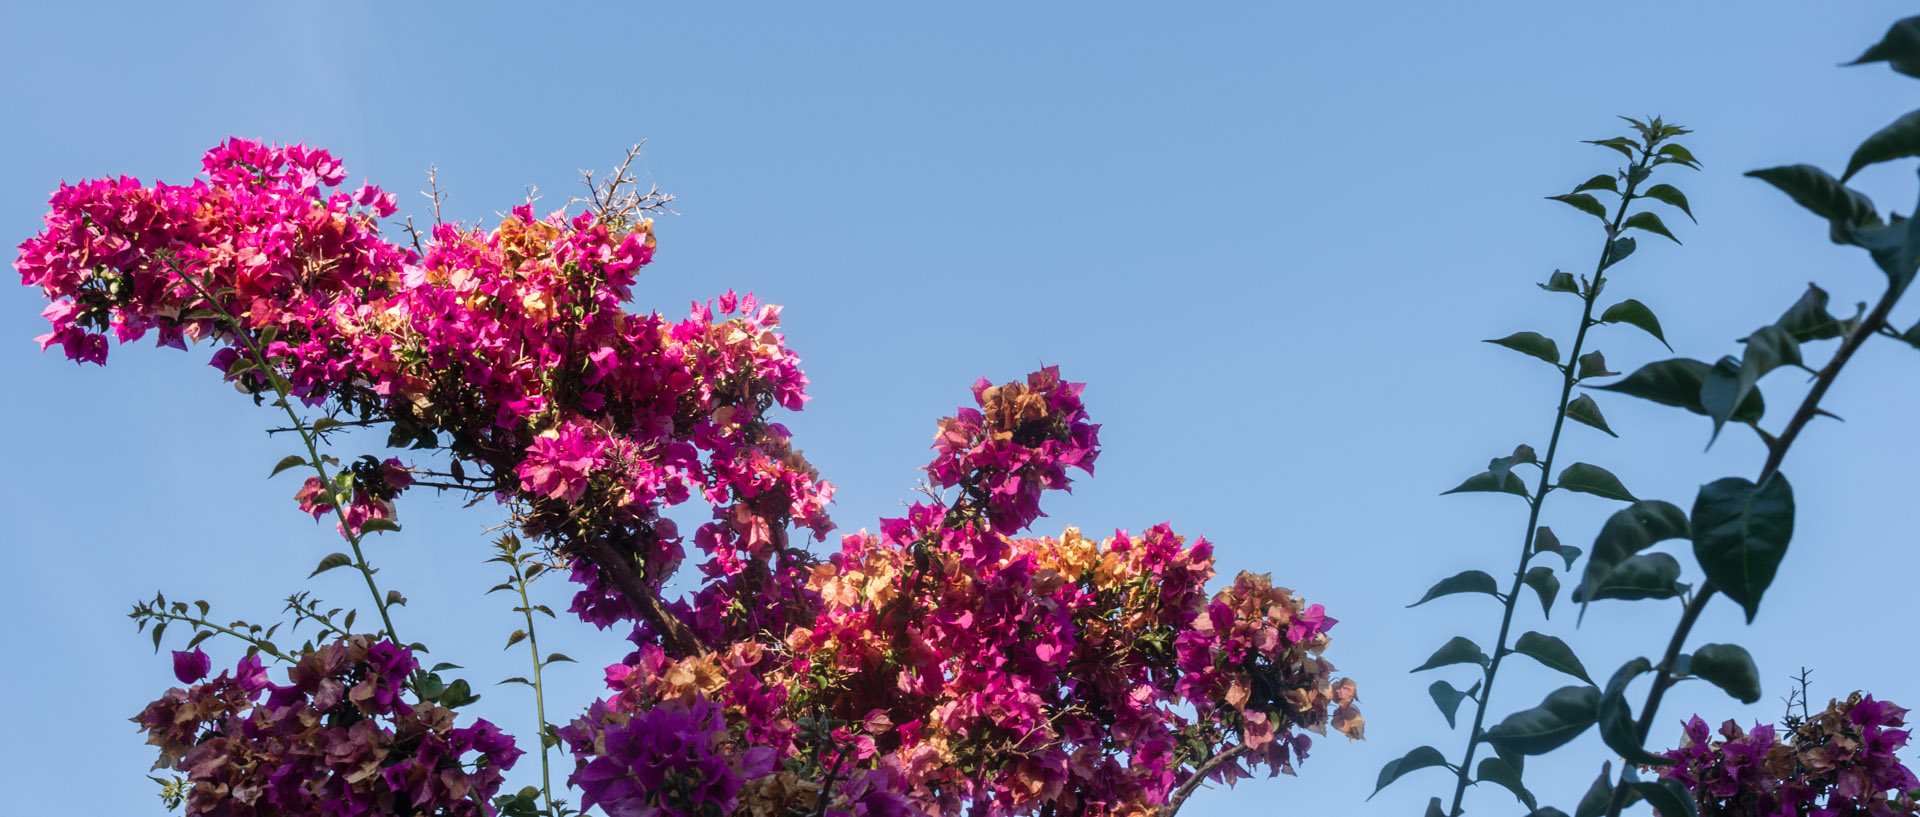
[{"xmin": 5, "ymin": 3, "xmax": 1920, "ymax": 815}]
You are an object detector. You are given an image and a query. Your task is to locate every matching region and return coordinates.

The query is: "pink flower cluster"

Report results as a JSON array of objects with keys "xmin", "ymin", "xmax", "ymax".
[
  {"xmin": 134, "ymin": 638, "xmax": 522, "ymax": 817},
  {"xmin": 1659, "ymin": 694, "xmax": 1920, "ymax": 816}
]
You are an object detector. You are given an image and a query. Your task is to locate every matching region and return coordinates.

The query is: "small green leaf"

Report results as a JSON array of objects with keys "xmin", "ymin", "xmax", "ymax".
[
  {"xmin": 1483, "ymin": 685, "xmax": 1600, "ymax": 755},
  {"xmin": 1844, "ymin": 109, "xmax": 1920, "ymax": 182},
  {"xmin": 1411, "ymin": 636, "xmax": 1490, "ymax": 673},
  {"xmin": 1485, "ymin": 331, "xmax": 1562, "ymax": 365},
  {"xmin": 504, "ymin": 630, "xmax": 528, "ymax": 650},
  {"xmin": 1623, "ymin": 211, "xmax": 1681, "ymax": 244},
  {"xmin": 1540, "ymin": 270, "xmax": 1580, "ymax": 293},
  {"xmin": 1573, "ymin": 173, "xmax": 1619, "ymax": 194},
  {"xmin": 1566, "ymin": 393, "xmax": 1617, "ymax": 437},
  {"xmin": 1513, "ymin": 631, "xmax": 1591, "ymax": 683},
  {"xmin": 497, "ymin": 676, "xmax": 534, "ymax": 687},
  {"xmin": 1429, "ymin": 679, "xmax": 1479, "ymax": 729},
  {"xmin": 310, "ymin": 417, "xmax": 345, "ymax": 433},
  {"xmin": 1774, "ymin": 283, "xmax": 1845, "ymax": 342},
  {"xmin": 1576, "ymin": 350, "xmax": 1617, "ymax": 380},
  {"xmin": 1557, "ymin": 462, "xmax": 1636, "ymax": 502},
  {"xmin": 1577, "ymin": 501, "xmax": 1690, "ymax": 618},
  {"xmin": 1597, "ymin": 658, "xmax": 1674, "ymax": 766},
  {"xmin": 1574, "ymin": 762, "xmax": 1614, "ymax": 817},
  {"xmin": 309, "ymin": 553, "xmax": 354, "ymax": 578},
  {"xmin": 1690, "ymin": 643, "xmax": 1762, "ymax": 704},
  {"xmin": 1596, "ymin": 358, "xmax": 1762, "ymax": 421},
  {"xmin": 1548, "ymin": 193, "xmax": 1609, "ymax": 221},
  {"xmin": 1655, "ymin": 143, "xmax": 1701, "ymax": 169},
  {"xmin": 1442, "ymin": 470, "xmax": 1533, "ymax": 499},
  {"xmin": 1575, "ymin": 553, "xmax": 1686, "ymax": 602},
  {"xmin": 1746, "ymin": 164, "xmax": 1882, "ymax": 242},
  {"xmin": 358, "ymin": 518, "xmax": 401, "ymax": 534},
  {"xmin": 1476, "ymin": 755, "xmax": 1537, "ymax": 811},
  {"xmin": 1692, "ymin": 474, "xmax": 1795, "ymax": 623},
  {"xmin": 1600, "ymin": 235, "xmax": 1636, "ymax": 270},
  {"xmin": 1597, "ymin": 299, "xmax": 1670, "ymax": 351},
  {"xmin": 1628, "ymin": 778, "xmax": 1696, "ymax": 817},
  {"xmin": 1522, "ymin": 567, "xmax": 1559, "ymax": 618},
  {"xmin": 543, "ymin": 652, "xmax": 576, "ymax": 665},
  {"xmin": 429, "ymin": 662, "xmax": 463, "ymax": 673},
  {"xmin": 1371, "ymin": 745, "xmax": 1452, "ymax": 797},
  {"xmin": 1848, "ymin": 16, "xmax": 1920, "ymax": 78},
  {"xmin": 1729, "ymin": 325, "xmax": 1802, "ymax": 437},
  {"xmin": 1585, "ymin": 136, "xmax": 1637, "ymax": 159},
  {"xmin": 1534, "ymin": 526, "xmax": 1581, "ymax": 571},
  {"xmin": 270, "ymin": 455, "xmax": 309, "ymax": 478},
  {"xmin": 1642, "ymin": 184, "xmax": 1695, "ymax": 223},
  {"xmin": 1410, "ymin": 570, "xmax": 1502, "ymax": 607}
]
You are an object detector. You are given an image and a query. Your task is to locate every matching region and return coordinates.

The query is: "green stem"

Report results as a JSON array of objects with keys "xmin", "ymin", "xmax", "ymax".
[
  {"xmin": 510, "ymin": 555, "xmax": 557, "ymax": 816},
  {"xmin": 1446, "ymin": 148, "xmax": 1653, "ymax": 817},
  {"xmin": 173, "ymin": 267, "xmax": 402, "ymax": 647},
  {"xmin": 141, "ymin": 609, "xmax": 295, "ymax": 664}
]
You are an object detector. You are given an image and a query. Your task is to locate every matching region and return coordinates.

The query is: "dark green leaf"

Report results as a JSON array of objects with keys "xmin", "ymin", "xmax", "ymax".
[
  {"xmin": 1746, "ymin": 164, "xmax": 1882, "ymax": 244},
  {"xmin": 504, "ymin": 629, "xmax": 528, "ymax": 650},
  {"xmin": 418, "ymin": 673, "xmax": 446, "ymax": 700},
  {"xmin": 1699, "ymin": 355, "xmax": 1744, "ymax": 443},
  {"xmin": 1513, "ymin": 631, "xmax": 1592, "ymax": 683},
  {"xmin": 1655, "ymin": 143, "xmax": 1701, "ymax": 169},
  {"xmin": 543, "ymin": 652, "xmax": 576, "ymax": 665},
  {"xmin": 1623, "ymin": 211, "xmax": 1681, "ymax": 244},
  {"xmin": 1484, "ymin": 685, "xmax": 1600, "ymax": 755},
  {"xmin": 1575, "ymin": 553, "xmax": 1686, "ymax": 602},
  {"xmin": 1548, "ymin": 193, "xmax": 1609, "ymax": 220},
  {"xmin": 1411, "ymin": 636, "xmax": 1490, "ymax": 673},
  {"xmin": 1851, "ymin": 200, "xmax": 1920, "ymax": 294},
  {"xmin": 1535, "ymin": 526, "xmax": 1582, "ymax": 571},
  {"xmin": 1557, "ymin": 462, "xmax": 1637, "ymax": 502},
  {"xmin": 1476, "ymin": 755, "xmax": 1537, "ymax": 811},
  {"xmin": 1485, "ymin": 331, "xmax": 1562, "ymax": 365},
  {"xmin": 1443, "ymin": 470, "xmax": 1533, "ymax": 499},
  {"xmin": 1642, "ymin": 184, "xmax": 1695, "ymax": 223},
  {"xmin": 1601, "ymin": 236, "xmax": 1637, "ymax": 270},
  {"xmin": 1577, "ymin": 501, "xmax": 1690, "ymax": 617},
  {"xmin": 270, "ymin": 455, "xmax": 309, "ymax": 478},
  {"xmin": 1844, "ymin": 109, "xmax": 1920, "ymax": 182},
  {"xmin": 1371, "ymin": 745, "xmax": 1452, "ymax": 797},
  {"xmin": 497, "ymin": 677, "xmax": 534, "ymax": 687},
  {"xmin": 1598, "ymin": 658, "xmax": 1674, "ymax": 766},
  {"xmin": 1848, "ymin": 16, "xmax": 1920, "ymax": 77},
  {"xmin": 1628, "ymin": 778, "xmax": 1695, "ymax": 817},
  {"xmin": 1692, "ymin": 474, "xmax": 1795, "ymax": 623},
  {"xmin": 1597, "ymin": 299, "xmax": 1670, "ymax": 351},
  {"xmin": 1586, "ymin": 136, "xmax": 1637, "ymax": 159},
  {"xmin": 1576, "ymin": 351, "xmax": 1617, "ymax": 380},
  {"xmin": 358, "ymin": 517, "xmax": 401, "ymax": 534},
  {"xmin": 429, "ymin": 662, "xmax": 463, "ymax": 673},
  {"xmin": 1574, "ymin": 173, "xmax": 1619, "ymax": 194},
  {"xmin": 1566, "ymin": 393, "xmax": 1617, "ymax": 437},
  {"xmin": 1575, "ymin": 762, "xmax": 1614, "ymax": 817},
  {"xmin": 1429, "ymin": 679, "xmax": 1479, "ymax": 729},
  {"xmin": 1775, "ymin": 283, "xmax": 1845, "ymax": 341},
  {"xmin": 1425, "ymin": 798, "xmax": 1446, "ymax": 817},
  {"xmin": 1410, "ymin": 570, "xmax": 1502, "ymax": 607},
  {"xmin": 1540, "ymin": 270, "xmax": 1580, "ymax": 293},
  {"xmin": 386, "ymin": 590, "xmax": 407, "ymax": 607},
  {"xmin": 1690, "ymin": 643, "xmax": 1762, "ymax": 704},
  {"xmin": 309, "ymin": 553, "xmax": 353, "ymax": 578},
  {"xmin": 1596, "ymin": 358, "xmax": 1762, "ymax": 421},
  {"xmin": 1729, "ymin": 326, "xmax": 1802, "ymax": 438},
  {"xmin": 440, "ymin": 678, "xmax": 479, "ymax": 708},
  {"xmin": 1526, "ymin": 810, "xmax": 1571, "ymax": 817},
  {"xmin": 1522, "ymin": 567, "xmax": 1560, "ymax": 618}
]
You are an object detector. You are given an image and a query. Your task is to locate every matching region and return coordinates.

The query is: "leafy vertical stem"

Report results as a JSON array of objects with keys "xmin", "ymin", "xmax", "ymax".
[
  {"xmin": 507, "ymin": 551, "xmax": 557, "ymax": 817},
  {"xmin": 1446, "ymin": 145, "xmax": 1656, "ymax": 817}
]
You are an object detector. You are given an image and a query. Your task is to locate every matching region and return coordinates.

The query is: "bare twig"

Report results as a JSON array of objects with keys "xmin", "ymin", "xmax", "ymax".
[{"xmin": 1160, "ymin": 744, "xmax": 1250, "ymax": 817}]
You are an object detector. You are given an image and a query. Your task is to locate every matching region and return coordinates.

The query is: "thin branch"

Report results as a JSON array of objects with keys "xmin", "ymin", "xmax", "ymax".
[{"xmin": 1160, "ymin": 744, "xmax": 1251, "ymax": 817}]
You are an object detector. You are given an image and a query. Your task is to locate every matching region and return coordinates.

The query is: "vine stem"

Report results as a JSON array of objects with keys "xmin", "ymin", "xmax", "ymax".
[
  {"xmin": 173, "ymin": 266, "xmax": 402, "ymax": 647},
  {"xmin": 139, "ymin": 609, "xmax": 296, "ymax": 664},
  {"xmin": 508, "ymin": 551, "xmax": 557, "ymax": 817},
  {"xmin": 1600, "ymin": 275, "xmax": 1902, "ymax": 817},
  {"xmin": 1445, "ymin": 146, "xmax": 1654, "ymax": 817}
]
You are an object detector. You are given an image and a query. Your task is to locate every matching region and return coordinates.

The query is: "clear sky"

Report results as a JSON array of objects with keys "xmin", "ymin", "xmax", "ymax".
[{"xmin": 4, "ymin": 3, "xmax": 1919, "ymax": 815}]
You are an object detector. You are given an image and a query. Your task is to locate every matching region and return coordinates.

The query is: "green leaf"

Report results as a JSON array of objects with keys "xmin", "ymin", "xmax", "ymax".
[
  {"xmin": 1586, "ymin": 136, "xmax": 1637, "ymax": 159},
  {"xmin": 1573, "ymin": 174, "xmax": 1619, "ymax": 194},
  {"xmin": 1851, "ymin": 200, "xmax": 1920, "ymax": 294},
  {"xmin": 418, "ymin": 673, "xmax": 446, "ymax": 700},
  {"xmin": 1429, "ymin": 679, "xmax": 1479, "ymax": 729},
  {"xmin": 1690, "ymin": 643, "xmax": 1762, "ymax": 704},
  {"xmin": 543, "ymin": 652, "xmax": 576, "ymax": 665},
  {"xmin": 1522, "ymin": 567, "xmax": 1560, "ymax": 618},
  {"xmin": 1623, "ymin": 211, "xmax": 1680, "ymax": 244},
  {"xmin": 440, "ymin": 678, "xmax": 479, "ymax": 708},
  {"xmin": 1775, "ymin": 283, "xmax": 1845, "ymax": 342},
  {"xmin": 310, "ymin": 417, "xmax": 345, "ymax": 433},
  {"xmin": 1596, "ymin": 358, "xmax": 1761, "ymax": 421},
  {"xmin": 1566, "ymin": 393, "xmax": 1617, "ymax": 437},
  {"xmin": 1411, "ymin": 636, "xmax": 1490, "ymax": 673},
  {"xmin": 1442, "ymin": 470, "xmax": 1533, "ymax": 499},
  {"xmin": 1692, "ymin": 474, "xmax": 1795, "ymax": 623},
  {"xmin": 1512, "ymin": 631, "xmax": 1592, "ymax": 683},
  {"xmin": 1425, "ymin": 799, "xmax": 1446, "ymax": 817},
  {"xmin": 1727, "ymin": 326, "xmax": 1802, "ymax": 438},
  {"xmin": 1597, "ymin": 299, "xmax": 1670, "ymax": 351},
  {"xmin": 1845, "ymin": 109, "xmax": 1920, "ymax": 182},
  {"xmin": 428, "ymin": 662, "xmax": 463, "ymax": 673},
  {"xmin": 1557, "ymin": 462, "xmax": 1636, "ymax": 502},
  {"xmin": 1848, "ymin": 16, "xmax": 1920, "ymax": 77},
  {"xmin": 497, "ymin": 676, "xmax": 534, "ymax": 687},
  {"xmin": 1534, "ymin": 526, "xmax": 1582, "ymax": 571},
  {"xmin": 1641, "ymin": 184, "xmax": 1695, "ymax": 223},
  {"xmin": 504, "ymin": 629, "xmax": 528, "ymax": 650},
  {"xmin": 386, "ymin": 590, "xmax": 407, "ymax": 607},
  {"xmin": 1485, "ymin": 331, "xmax": 1562, "ymax": 365},
  {"xmin": 1483, "ymin": 685, "xmax": 1600, "ymax": 755},
  {"xmin": 270, "ymin": 455, "xmax": 309, "ymax": 478},
  {"xmin": 1540, "ymin": 270, "xmax": 1580, "ymax": 293},
  {"xmin": 1746, "ymin": 164, "xmax": 1882, "ymax": 243},
  {"xmin": 1655, "ymin": 143, "xmax": 1701, "ymax": 169},
  {"xmin": 1576, "ymin": 553, "xmax": 1686, "ymax": 602},
  {"xmin": 1577, "ymin": 501, "xmax": 1690, "ymax": 617},
  {"xmin": 1526, "ymin": 810, "xmax": 1571, "ymax": 817},
  {"xmin": 1627, "ymin": 778, "xmax": 1695, "ymax": 817},
  {"xmin": 1575, "ymin": 762, "xmax": 1614, "ymax": 817},
  {"xmin": 1597, "ymin": 658, "xmax": 1674, "ymax": 766},
  {"xmin": 1371, "ymin": 745, "xmax": 1452, "ymax": 797},
  {"xmin": 1576, "ymin": 350, "xmax": 1617, "ymax": 380},
  {"xmin": 1600, "ymin": 236, "xmax": 1636, "ymax": 270},
  {"xmin": 358, "ymin": 517, "xmax": 401, "ymax": 534},
  {"xmin": 309, "ymin": 552, "xmax": 354, "ymax": 578},
  {"xmin": 1548, "ymin": 193, "xmax": 1609, "ymax": 221},
  {"xmin": 1409, "ymin": 570, "xmax": 1502, "ymax": 607},
  {"xmin": 1476, "ymin": 755, "xmax": 1537, "ymax": 811}
]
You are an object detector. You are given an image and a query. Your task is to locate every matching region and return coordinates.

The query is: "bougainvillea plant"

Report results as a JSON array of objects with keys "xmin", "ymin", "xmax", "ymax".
[{"xmin": 15, "ymin": 136, "xmax": 1360, "ymax": 817}]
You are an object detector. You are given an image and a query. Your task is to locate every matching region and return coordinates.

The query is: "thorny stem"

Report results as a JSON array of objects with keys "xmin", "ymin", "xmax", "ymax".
[
  {"xmin": 1160, "ymin": 744, "xmax": 1251, "ymax": 817},
  {"xmin": 1445, "ymin": 145, "xmax": 1656, "ymax": 817},
  {"xmin": 175, "ymin": 267, "xmax": 402, "ymax": 648},
  {"xmin": 1600, "ymin": 278, "xmax": 1902, "ymax": 817}
]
